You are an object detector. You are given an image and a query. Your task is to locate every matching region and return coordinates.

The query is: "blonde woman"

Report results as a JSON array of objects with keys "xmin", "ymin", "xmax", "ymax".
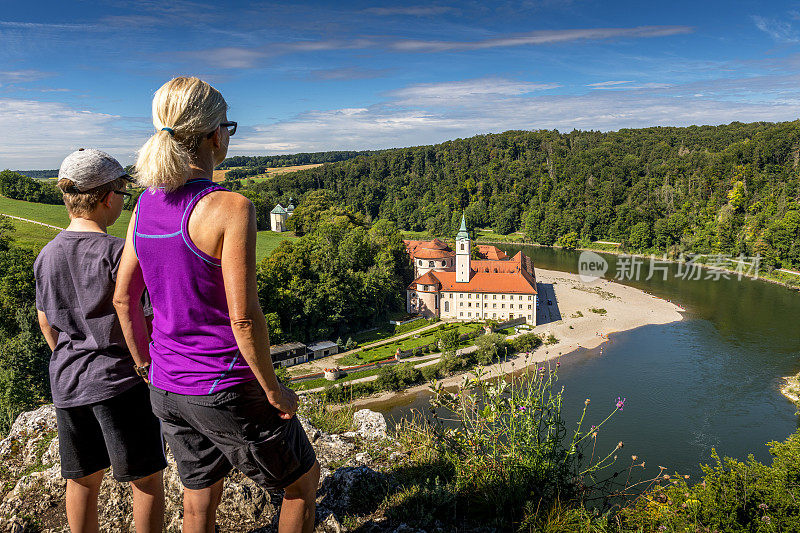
[{"xmin": 114, "ymin": 77, "xmax": 319, "ymax": 533}]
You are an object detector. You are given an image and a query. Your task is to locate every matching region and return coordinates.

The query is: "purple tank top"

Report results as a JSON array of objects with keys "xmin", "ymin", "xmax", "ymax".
[{"xmin": 134, "ymin": 178, "xmax": 255, "ymax": 394}]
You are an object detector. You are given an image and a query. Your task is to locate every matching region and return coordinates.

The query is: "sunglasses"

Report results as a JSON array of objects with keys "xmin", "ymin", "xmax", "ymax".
[{"xmin": 206, "ymin": 121, "xmax": 237, "ymax": 138}]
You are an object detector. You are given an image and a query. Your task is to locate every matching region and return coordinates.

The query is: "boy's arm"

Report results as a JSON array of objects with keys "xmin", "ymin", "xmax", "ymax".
[
  {"xmin": 112, "ymin": 205, "xmax": 151, "ymax": 370},
  {"xmin": 36, "ymin": 310, "xmax": 58, "ymax": 351}
]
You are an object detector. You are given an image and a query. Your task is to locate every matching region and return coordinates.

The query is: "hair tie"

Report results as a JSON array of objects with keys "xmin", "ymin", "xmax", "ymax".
[{"xmin": 161, "ymin": 127, "xmax": 175, "ymax": 136}]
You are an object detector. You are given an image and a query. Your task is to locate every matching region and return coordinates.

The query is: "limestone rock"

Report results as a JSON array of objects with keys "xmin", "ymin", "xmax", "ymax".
[
  {"xmin": 352, "ymin": 409, "xmax": 387, "ymax": 440},
  {"xmin": 317, "ymin": 466, "xmax": 387, "ymax": 516}
]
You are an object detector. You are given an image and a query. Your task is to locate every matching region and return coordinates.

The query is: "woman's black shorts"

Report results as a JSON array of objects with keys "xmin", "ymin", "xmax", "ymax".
[{"xmin": 148, "ymin": 380, "xmax": 317, "ymax": 491}]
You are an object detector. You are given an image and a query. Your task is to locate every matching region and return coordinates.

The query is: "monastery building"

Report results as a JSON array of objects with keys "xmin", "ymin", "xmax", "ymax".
[{"xmin": 405, "ymin": 217, "xmax": 538, "ymax": 324}]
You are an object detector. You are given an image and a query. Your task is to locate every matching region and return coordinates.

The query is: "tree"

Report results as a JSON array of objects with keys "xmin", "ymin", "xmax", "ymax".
[
  {"xmin": 627, "ymin": 222, "xmax": 653, "ymax": 251},
  {"xmin": 557, "ymin": 231, "xmax": 578, "ymax": 250}
]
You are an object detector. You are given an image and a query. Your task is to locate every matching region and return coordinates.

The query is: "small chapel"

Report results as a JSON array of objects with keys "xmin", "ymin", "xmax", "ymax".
[{"xmin": 405, "ymin": 217, "xmax": 538, "ymax": 324}]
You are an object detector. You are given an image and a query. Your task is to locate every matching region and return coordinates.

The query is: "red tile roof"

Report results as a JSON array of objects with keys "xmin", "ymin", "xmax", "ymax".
[
  {"xmin": 408, "ymin": 249, "xmax": 537, "ymax": 294},
  {"xmin": 404, "ymin": 238, "xmax": 454, "ymax": 259},
  {"xmin": 431, "ymin": 270, "xmax": 537, "ymax": 294},
  {"xmin": 476, "ymin": 245, "xmax": 507, "ymax": 261},
  {"xmin": 407, "ymin": 271, "xmax": 442, "ymax": 291}
]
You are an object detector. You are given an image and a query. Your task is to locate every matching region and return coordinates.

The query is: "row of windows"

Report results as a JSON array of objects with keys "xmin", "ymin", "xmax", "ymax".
[
  {"xmin": 457, "ymin": 311, "xmax": 534, "ymax": 320},
  {"xmin": 446, "ymin": 293, "xmax": 533, "ymax": 300},
  {"xmin": 459, "ymin": 302, "xmax": 532, "ymax": 309},
  {"xmin": 418, "ymin": 259, "xmax": 449, "ymax": 267}
]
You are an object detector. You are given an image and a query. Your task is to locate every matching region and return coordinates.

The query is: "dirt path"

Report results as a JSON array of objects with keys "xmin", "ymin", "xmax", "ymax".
[{"xmin": 0, "ymin": 214, "xmax": 63, "ymax": 231}]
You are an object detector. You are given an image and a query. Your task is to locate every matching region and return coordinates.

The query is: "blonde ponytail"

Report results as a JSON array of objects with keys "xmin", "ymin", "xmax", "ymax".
[{"xmin": 135, "ymin": 77, "xmax": 228, "ymax": 192}]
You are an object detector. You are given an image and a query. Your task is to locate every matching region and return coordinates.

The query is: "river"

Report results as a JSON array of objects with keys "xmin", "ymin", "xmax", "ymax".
[{"xmin": 367, "ymin": 246, "xmax": 800, "ymax": 480}]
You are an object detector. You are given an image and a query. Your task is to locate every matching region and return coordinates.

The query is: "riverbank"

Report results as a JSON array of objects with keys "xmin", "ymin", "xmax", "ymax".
[
  {"xmin": 352, "ymin": 266, "xmax": 684, "ymax": 409},
  {"xmin": 781, "ymin": 373, "xmax": 800, "ymax": 403}
]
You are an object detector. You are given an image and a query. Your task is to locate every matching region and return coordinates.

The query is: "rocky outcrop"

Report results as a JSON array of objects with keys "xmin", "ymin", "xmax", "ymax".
[{"xmin": 0, "ymin": 405, "xmax": 408, "ymax": 533}]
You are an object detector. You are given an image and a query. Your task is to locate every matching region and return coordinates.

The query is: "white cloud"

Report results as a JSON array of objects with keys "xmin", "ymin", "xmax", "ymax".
[
  {"xmin": 588, "ymin": 80, "xmax": 634, "ymax": 87},
  {"xmin": 388, "ymin": 78, "xmax": 559, "ymax": 106},
  {"xmin": 233, "ymin": 76, "xmax": 800, "ymax": 155},
  {"xmin": 0, "ymin": 98, "xmax": 147, "ymax": 169},
  {"xmin": 0, "ymin": 70, "xmax": 50, "ymax": 84},
  {"xmin": 362, "ymin": 6, "xmax": 455, "ymax": 16},
  {"xmin": 752, "ymin": 16, "xmax": 799, "ymax": 43},
  {"xmin": 391, "ymin": 25, "xmax": 693, "ymax": 52}
]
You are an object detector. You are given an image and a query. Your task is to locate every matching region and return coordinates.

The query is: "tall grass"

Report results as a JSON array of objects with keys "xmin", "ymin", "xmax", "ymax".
[{"xmin": 389, "ymin": 359, "xmax": 626, "ymax": 530}]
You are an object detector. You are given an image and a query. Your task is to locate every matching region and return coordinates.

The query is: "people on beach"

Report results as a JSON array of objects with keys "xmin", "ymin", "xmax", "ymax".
[
  {"xmin": 34, "ymin": 148, "xmax": 166, "ymax": 532},
  {"xmin": 114, "ymin": 77, "xmax": 319, "ymax": 533}
]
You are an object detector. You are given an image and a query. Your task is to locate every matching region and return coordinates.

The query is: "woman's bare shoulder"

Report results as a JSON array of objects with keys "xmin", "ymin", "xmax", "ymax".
[{"xmin": 194, "ymin": 189, "xmax": 254, "ymax": 225}]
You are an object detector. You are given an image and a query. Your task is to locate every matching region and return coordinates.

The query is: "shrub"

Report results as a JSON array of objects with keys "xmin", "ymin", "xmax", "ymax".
[
  {"xmin": 376, "ymin": 362, "xmax": 423, "ymax": 391},
  {"xmin": 509, "ymin": 332, "xmax": 544, "ymax": 354},
  {"xmin": 589, "ymin": 307, "xmax": 607, "ymax": 315},
  {"xmin": 435, "ymin": 328, "xmax": 460, "ymax": 351},
  {"xmin": 545, "ymin": 334, "xmax": 559, "ymax": 345},
  {"xmin": 344, "ymin": 336, "xmax": 357, "ymax": 350},
  {"xmin": 421, "ymin": 364, "xmax": 442, "ymax": 382},
  {"xmin": 474, "ymin": 333, "xmax": 509, "ymax": 365}
]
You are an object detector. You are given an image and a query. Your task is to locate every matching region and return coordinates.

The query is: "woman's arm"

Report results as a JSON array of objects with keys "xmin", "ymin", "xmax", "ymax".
[
  {"xmin": 113, "ymin": 204, "xmax": 152, "ymax": 369},
  {"xmin": 220, "ymin": 195, "xmax": 297, "ymax": 419},
  {"xmin": 37, "ymin": 310, "xmax": 58, "ymax": 351}
]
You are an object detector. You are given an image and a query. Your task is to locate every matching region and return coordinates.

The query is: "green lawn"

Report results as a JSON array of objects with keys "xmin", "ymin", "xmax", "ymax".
[
  {"xmin": 354, "ymin": 323, "xmax": 480, "ymax": 363},
  {"xmin": 8, "ymin": 218, "xmax": 60, "ymax": 252},
  {"xmin": 255, "ymin": 231, "xmax": 298, "ymax": 261},
  {"xmin": 0, "ymin": 196, "xmax": 296, "ymax": 261},
  {"xmin": 0, "ymin": 196, "xmax": 131, "ymax": 238}
]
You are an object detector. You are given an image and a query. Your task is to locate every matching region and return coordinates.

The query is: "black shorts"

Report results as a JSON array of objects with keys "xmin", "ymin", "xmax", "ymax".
[
  {"xmin": 149, "ymin": 380, "xmax": 317, "ymax": 491},
  {"xmin": 56, "ymin": 382, "xmax": 167, "ymax": 482}
]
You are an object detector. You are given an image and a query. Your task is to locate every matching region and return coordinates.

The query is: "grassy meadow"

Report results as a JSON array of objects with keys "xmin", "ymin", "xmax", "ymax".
[{"xmin": 0, "ymin": 196, "xmax": 296, "ymax": 261}]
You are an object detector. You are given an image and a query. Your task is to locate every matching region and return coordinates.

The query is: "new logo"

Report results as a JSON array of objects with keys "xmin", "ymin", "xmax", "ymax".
[{"xmin": 578, "ymin": 250, "xmax": 608, "ymax": 282}]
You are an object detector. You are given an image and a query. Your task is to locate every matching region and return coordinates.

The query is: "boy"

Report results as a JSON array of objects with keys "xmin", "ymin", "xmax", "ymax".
[{"xmin": 34, "ymin": 149, "xmax": 166, "ymax": 532}]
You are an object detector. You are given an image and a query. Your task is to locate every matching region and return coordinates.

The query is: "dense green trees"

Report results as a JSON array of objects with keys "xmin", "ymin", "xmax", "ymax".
[
  {"xmin": 0, "ymin": 170, "xmax": 61, "ymax": 204},
  {"xmin": 235, "ymin": 120, "xmax": 800, "ymax": 269},
  {"xmin": 257, "ymin": 210, "xmax": 412, "ymax": 342},
  {"xmin": 0, "ymin": 218, "xmax": 50, "ymax": 433}
]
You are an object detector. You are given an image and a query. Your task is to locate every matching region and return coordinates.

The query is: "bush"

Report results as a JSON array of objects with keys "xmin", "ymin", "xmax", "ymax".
[
  {"xmin": 545, "ymin": 334, "xmax": 559, "ymax": 345},
  {"xmin": 509, "ymin": 332, "xmax": 544, "ymax": 353},
  {"xmin": 421, "ymin": 364, "xmax": 442, "ymax": 382},
  {"xmin": 589, "ymin": 307, "xmax": 607, "ymax": 315},
  {"xmin": 435, "ymin": 328, "xmax": 460, "ymax": 351},
  {"xmin": 474, "ymin": 333, "xmax": 509, "ymax": 365},
  {"xmin": 376, "ymin": 362, "xmax": 423, "ymax": 391},
  {"xmin": 621, "ymin": 430, "xmax": 800, "ymax": 531},
  {"xmin": 344, "ymin": 336, "xmax": 357, "ymax": 351}
]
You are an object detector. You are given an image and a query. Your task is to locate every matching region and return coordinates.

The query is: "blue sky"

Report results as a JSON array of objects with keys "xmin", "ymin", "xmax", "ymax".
[{"xmin": 2, "ymin": 0, "xmax": 800, "ymax": 169}]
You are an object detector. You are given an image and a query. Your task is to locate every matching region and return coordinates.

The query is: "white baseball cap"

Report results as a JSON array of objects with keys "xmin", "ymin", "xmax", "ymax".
[{"xmin": 58, "ymin": 148, "xmax": 131, "ymax": 192}]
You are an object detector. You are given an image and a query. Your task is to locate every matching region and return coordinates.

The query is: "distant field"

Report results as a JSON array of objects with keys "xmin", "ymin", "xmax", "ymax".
[
  {"xmin": 212, "ymin": 164, "xmax": 324, "ymax": 183},
  {"xmin": 0, "ymin": 196, "xmax": 296, "ymax": 259}
]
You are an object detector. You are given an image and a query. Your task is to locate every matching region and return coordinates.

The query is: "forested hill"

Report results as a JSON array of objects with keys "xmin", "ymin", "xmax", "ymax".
[
  {"xmin": 219, "ymin": 150, "xmax": 380, "ymax": 175},
  {"xmin": 253, "ymin": 121, "xmax": 800, "ymax": 269}
]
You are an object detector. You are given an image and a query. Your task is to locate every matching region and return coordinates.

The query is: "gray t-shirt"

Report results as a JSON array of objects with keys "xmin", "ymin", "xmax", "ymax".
[{"xmin": 34, "ymin": 231, "xmax": 141, "ymax": 408}]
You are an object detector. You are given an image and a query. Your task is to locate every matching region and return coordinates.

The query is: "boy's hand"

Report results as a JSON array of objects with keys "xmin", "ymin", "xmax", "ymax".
[{"xmin": 266, "ymin": 383, "xmax": 299, "ymax": 419}]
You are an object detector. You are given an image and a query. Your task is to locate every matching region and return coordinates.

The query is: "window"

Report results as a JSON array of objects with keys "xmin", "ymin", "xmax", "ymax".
[
  {"xmin": 528, "ymin": 305, "xmax": 532, "ymax": 309},
  {"xmin": 468, "ymin": 302, "xmax": 471, "ymax": 307},
  {"xmin": 493, "ymin": 303, "xmax": 497, "ymax": 308},
  {"xmin": 528, "ymin": 295, "xmax": 532, "ymax": 300},
  {"xmin": 418, "ymin": 259, "xmax": 423, "ymax": 265},
  {"xmin": 459, "ymin": 302, "xmax": 463, "ymax": 307},
  {"xmin": 501, "ymin": 295, "xmax": 505, "ymax": 300},
  {"xmin": 501, "ymin": 304, "xmax": 505, "ymax": 309},
  {"xmin": 460, "ymin": 293, "xmax": 464, "ymax": 298},
  {"xmin": 441, "ymin": 260, "xmax": 446, "ymax": 267},
  {"xmin": 460, "ymin": 243, "xmax": 465, "ymax": 251},
  {"xmin": 444, "ymin": 301, "xmax": 450, "ymax": 312},
  {"xmin": 510, "ymin": 314, "xmax": 514, "ymax": 319},
  {"xmin": 484, "ymin": 303, "xmax": 488, "ymax": 307},
  {"xmin": 429, "ymin": 261, "xmax": 434, "ymax": 267},
  {"xmin": 460, "ymin": 312, "xmax": 463, "ymax": 316},
  {"xmin": 493, "ymin": 313, "xmax": 497, "ymax": 318},
  {"xmin": 468, "ymin": 312, "xmax": 472, "ymax": 317},
  {"xmin": 493, "ymin": 294, "xmax": 497, "ymax": 299}
]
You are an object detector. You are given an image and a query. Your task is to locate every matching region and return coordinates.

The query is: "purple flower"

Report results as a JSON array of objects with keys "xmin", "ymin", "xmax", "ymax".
[
  {"xmin": 590, "ymin": 425, "xmax": 596, "ymax": 430},
  {"xmin": 518, "ymin": 406, "xmax": 526, "ymax": 412},
  {"xmin": 615, "ymin": 397, "xmax": 626, "ymax": 411},
  {"xmin": 556, "ymin": 361, "xmax": 561, "ymax": 367}
]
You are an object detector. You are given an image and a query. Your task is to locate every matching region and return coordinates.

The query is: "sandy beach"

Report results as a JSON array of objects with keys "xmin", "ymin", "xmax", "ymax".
[{"xmin": 351, "ymin": 267, "xmax": 685, "ymax": 408}]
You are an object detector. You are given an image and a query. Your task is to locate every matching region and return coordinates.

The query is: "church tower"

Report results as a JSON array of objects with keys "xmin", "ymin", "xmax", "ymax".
[{"xmin": 456, "ymin": 215, "xmax": 470, "ymax": 283}]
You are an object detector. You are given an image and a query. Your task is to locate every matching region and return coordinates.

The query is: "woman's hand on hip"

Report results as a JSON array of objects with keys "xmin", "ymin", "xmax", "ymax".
[{"xmin": 266, "ymin": 383, "xmax": 299, "ymax": 419}]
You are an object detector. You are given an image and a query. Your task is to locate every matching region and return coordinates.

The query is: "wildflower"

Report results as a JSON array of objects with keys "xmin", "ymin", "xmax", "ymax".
[
  {"xmin": 663, "ymin": 474, "xmax": 670, "ymax": 480},
  {"xmin": 556, "ymin": 361, "xmax": 561, "ymax": 367},
  {"xmin": 615, "ymin": 396, "xmax": 626, "ymax": 411},
  {"xmin": 762, "ymin": 516, "xmax": 771, "ymax": 523},
  {"xmin": 585, "ymin": 398, "xmax": 591, "ymax": 406},
  {"xmin": 631, "ymin": 455, "xmax": 638, "ymax": 461},
  {"xmin": 518, "ymin": 406, "xmax": 526, "ymax": 412},
  {"xmin": 591, "ymin": 432, "xmax": 597, "ymax": 439},
  {"xmin": 616, "ymin": 441, "xmax": 624, "ymax": 449},
  {"xmin": 590, "ymin": 425, "xmax": 596, "ymax": 430},
  {"xmin": 758, "ymin": 503, "xmax": 768, "ymax": 510},
  {"xmin": 658, "ymin": 526, "xmax": 666, "ymax": 531}
]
